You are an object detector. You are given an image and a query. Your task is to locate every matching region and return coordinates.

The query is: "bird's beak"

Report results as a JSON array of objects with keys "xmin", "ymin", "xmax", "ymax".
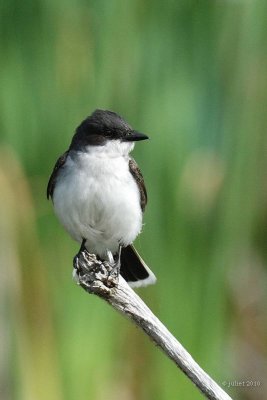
[{"xmin": 122, "ymin": 130, "xmax": 149, "ymax": 142}]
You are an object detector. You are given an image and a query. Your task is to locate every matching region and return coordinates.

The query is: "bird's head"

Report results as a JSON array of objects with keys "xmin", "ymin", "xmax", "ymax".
[{"xmin": 70, "ymin": 110, "xmax": 149, "ymax": 153}]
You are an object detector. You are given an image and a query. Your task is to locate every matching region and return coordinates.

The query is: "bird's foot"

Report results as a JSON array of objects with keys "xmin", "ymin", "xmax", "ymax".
[
  {"xmin": 73, "ymin": 247, "xmax": 121, "ymax": 295},
  {"xmin": 105, "ymin": 247, "xmax": 121, "ymax": 287},
  {"xmin": 73, "ymin": 238, "xmax": 87, "ymax": 272}
]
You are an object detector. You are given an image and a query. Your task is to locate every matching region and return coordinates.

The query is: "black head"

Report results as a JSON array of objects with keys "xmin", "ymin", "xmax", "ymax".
[{"xmin": 69, "ymin": 109, "xmax": 149, "ymax": 150}]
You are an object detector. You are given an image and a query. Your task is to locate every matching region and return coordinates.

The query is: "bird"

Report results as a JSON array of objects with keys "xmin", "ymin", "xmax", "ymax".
[{"xmin": 47, "ymin": 109, "xmax": 156, "ymax": 288}]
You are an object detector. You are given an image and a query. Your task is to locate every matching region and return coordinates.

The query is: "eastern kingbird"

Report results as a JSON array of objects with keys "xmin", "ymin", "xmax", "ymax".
[{"xmin": 47, "ymin": 109, "xmax": 156, "ymax": 288}]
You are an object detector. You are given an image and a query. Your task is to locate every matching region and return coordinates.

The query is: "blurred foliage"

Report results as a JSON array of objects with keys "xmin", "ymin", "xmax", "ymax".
[{"xmin": 1, "ymin": 1, "xmax": 267, "ymax": 399}]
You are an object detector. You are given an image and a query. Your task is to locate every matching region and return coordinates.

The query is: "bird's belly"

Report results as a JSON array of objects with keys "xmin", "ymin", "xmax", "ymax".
[{"xmin": 53, "ymin": 156, "xmax": 142, "ymax": 258}]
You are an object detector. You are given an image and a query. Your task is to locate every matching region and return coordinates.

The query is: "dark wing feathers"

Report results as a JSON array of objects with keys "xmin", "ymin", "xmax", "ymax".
[
  {"xmin": 129, "ymin": 158, "xmax": 147, "ymax": 212},
  {"xmin": 47, "ymin": 151, "xmax": 69, "ymax": 199}
]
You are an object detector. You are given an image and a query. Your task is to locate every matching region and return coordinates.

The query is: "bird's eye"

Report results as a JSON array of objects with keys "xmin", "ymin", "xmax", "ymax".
[{"xmin": 105, "ymin": 129, "xmax": 112, "ymax": 137}]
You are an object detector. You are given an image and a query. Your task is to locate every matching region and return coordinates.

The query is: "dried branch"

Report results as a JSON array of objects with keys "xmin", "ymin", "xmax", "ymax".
[{"xmin": 74, "ymin": 250, "xmax": 232, "ymax": 400}]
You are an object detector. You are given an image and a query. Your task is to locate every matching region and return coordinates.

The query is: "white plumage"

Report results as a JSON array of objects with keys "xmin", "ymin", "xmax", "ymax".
[{"xmin": 53, "ymin": 140, "xmax": 143, "ymax": 259}]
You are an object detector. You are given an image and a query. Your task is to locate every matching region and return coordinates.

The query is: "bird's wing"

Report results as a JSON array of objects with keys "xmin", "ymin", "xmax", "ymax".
[
  {"xmin": 47, "ymin": 151, "xmax": 69, "ymax": 199},
  {"xmin": 129, "ymin": 157, "xmax": 147, "ymax": 212}
]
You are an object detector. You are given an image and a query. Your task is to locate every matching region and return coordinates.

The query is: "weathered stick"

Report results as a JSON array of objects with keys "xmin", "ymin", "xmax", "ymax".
[{"xmin": 74, "ymin": 250, "xmax": 232, "ymax": 400}]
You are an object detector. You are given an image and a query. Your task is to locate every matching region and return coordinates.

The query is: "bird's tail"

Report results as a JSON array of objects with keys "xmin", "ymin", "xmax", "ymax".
[{"xmin": 120, "ymin": 245, "xmax": 156, "ymax": 288}]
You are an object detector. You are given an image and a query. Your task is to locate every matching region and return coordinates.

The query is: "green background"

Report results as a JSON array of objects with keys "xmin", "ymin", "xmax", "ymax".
[{"xmin": 1, "ymin": 1, "xmax": 266, "ymax": 399}]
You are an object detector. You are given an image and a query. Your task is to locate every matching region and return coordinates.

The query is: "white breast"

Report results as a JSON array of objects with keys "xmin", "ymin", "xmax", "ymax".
[{"xmin": 52, "ymin": 141, "xmax": 143, "ymax": 258}]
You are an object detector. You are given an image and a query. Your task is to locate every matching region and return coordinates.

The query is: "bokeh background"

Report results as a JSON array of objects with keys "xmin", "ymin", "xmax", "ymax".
[{"xmin": 1, "ymin": 1, "xmax": 267, "ymax": 399}]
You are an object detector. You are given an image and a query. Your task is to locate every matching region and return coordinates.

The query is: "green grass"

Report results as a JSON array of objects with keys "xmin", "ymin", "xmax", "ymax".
[{"xmin": 1, "ymin": 1, "xmax": 267, "ymax": 399}]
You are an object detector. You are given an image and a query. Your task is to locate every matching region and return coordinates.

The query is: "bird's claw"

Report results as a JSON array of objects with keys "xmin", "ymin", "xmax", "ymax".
[{"xmin": 73, "ymin": 249, "xmax": 120, "ymax": 290}]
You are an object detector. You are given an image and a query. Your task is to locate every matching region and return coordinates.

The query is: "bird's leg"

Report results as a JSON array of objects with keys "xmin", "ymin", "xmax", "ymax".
[
  {"xmin": 73, "ymin": 238, "xmax": 87, "ymax": 275},
  {"xmin": 79, "ymin": 238, "xmax": 87, "ymax": 253},
  {"xmin": 115, "ymin": 245, "xmax": 122, "ymax": 269}
]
